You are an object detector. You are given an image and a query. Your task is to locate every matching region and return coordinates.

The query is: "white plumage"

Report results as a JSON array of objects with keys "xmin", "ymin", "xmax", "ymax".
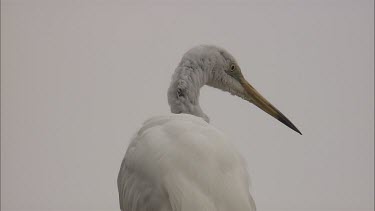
[
  {"xmin": 118, "ymin": 45, "xmax": 301, "ymax": 211},
  {"xmin": 118, "ymin": 114, "xmax": 256, "ymax": 211}
]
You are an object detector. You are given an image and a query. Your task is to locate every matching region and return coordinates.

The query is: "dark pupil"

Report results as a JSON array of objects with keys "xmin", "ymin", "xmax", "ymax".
[{"xmin": 231, "ymin": 65, "xmax": 235, "ymax": 71}]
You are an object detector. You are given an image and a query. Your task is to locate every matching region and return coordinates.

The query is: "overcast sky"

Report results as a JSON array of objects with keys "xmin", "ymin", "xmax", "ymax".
[{"xmin": 1, "ymin": 0, "xmax": 374, "ymax": 210}]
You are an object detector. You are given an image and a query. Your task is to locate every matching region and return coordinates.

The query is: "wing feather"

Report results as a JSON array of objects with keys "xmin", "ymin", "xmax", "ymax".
[{"xmin": 118, "ymin": 114, "xmax": 256, "ymax": 211}]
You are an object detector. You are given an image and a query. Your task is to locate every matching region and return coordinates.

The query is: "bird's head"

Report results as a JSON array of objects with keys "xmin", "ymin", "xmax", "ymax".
[{"xmin": 186, "ymin": 45, "xmax": 301, "ymax": 134}]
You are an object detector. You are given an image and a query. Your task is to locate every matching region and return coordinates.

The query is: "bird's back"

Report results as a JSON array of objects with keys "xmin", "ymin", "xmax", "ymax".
[{"xmin": 118, "ymin": 114, "xmax": 256, "ymax": 211}]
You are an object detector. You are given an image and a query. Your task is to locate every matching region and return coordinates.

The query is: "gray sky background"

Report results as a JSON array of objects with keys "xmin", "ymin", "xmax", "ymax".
[{"xmin": 1, "ymin": 0, "xmax": 374, "ymax": 210}]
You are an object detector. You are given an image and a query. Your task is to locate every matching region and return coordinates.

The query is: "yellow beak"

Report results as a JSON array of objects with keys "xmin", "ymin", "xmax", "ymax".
[{"xmin": 239, "ymin": 77, "xmax": 302, "ymax": 135}]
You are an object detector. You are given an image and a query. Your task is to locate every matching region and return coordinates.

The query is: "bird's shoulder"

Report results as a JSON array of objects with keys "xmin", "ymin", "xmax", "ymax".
[
  {"xmin": 118, "ymin": 113, "xmax": 255, "ymax": 210},
  {"xmin": 134, "ymin": 114, "xmax": 234, "ymax": 157},
  {"xmin": 124, "ymin": 113, "xmax": 247, "ymax": 181}
]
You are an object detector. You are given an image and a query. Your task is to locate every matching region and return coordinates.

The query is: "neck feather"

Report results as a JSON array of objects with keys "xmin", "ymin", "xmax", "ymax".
[{"xmin": 167, "ymin": 60, "xmax": 211, "ymax": 122}]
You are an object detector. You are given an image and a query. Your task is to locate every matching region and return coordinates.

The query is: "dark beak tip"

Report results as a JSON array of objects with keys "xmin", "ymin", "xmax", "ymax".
[
  {"xmin": 291, "ymin": 126, "xmax": 302, "ymax": 135},
  {"xmin": 277, "ymin": 115, "xmax": 302, "ymax": 135}
]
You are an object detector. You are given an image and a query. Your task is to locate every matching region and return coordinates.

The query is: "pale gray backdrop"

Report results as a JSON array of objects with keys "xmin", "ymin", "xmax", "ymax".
[{"xmin": 1, "ymin": 0, "xmax": 374, "ymax": 210}]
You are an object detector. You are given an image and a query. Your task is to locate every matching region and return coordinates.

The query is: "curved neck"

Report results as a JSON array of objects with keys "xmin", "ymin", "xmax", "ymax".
[{"xmin": 167, "ymin": 60, "xmax": 212, "ymax": 122}]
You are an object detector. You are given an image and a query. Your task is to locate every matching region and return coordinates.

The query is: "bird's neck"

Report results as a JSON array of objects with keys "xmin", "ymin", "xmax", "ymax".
[{"xmin": 167, "ymin": 60, "xmax": 212, "ymax": 122}]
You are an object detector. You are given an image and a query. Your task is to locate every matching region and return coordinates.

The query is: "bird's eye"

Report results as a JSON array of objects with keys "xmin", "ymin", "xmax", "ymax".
[{"xmin": 230, "ymin": 64, "xmax": 236, "ymax": 72}]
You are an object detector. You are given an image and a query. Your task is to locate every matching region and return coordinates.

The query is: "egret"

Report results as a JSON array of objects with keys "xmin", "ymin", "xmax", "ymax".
[{"xmin": 118, "ymin": 45, "xmax": 301, "ymax": 211}]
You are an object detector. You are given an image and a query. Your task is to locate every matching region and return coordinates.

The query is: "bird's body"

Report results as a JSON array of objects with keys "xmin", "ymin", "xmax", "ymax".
[
  {"xmin": 118, "ymin": 114, "xmax": 256, "ymax": 211},
  {"xmin": 118, "ymin": 45, "xmax": 300, "ymax": 211}
]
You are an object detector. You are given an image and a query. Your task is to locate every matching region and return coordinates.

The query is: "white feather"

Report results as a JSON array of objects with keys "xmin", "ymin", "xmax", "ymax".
[{"xmin": 118, "ymin": 114, "xmax": 256, "ymax": 211}]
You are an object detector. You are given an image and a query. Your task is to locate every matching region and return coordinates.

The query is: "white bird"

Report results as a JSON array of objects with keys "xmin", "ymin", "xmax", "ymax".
[{"xmin": 118, "ymin": 45, "xmax": 301, "ymax": 211}]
